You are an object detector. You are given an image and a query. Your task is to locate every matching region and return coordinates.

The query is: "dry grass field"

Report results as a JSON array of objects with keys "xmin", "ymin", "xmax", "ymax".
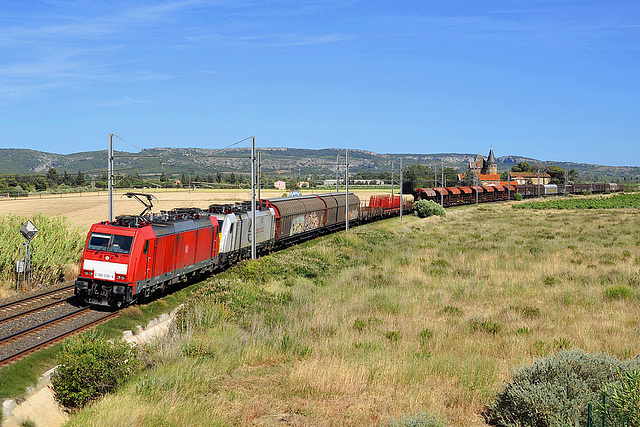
[
  {"xmin": 59, "ymin": 201, "xmax": 640, "ymax": 426},
  {"xmin": 0, "ymin": 188, "xmax": 388, "ymax": 229}
]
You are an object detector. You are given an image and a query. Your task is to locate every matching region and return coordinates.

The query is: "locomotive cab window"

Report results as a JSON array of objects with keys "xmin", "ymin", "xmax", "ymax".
[
  {"xmin": 111, "ymin": 235, "xmax": 133, "ymax": 254},
  {"xmin": 88, "ymin": 233, "xmax": 111, "ymax": 251},
  {"xmin": 87, "ymin": 233, "xmax": 134, "ymax": 254}
]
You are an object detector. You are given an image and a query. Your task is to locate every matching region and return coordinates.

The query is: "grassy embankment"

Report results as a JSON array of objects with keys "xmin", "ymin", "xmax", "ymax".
[{"xmin": 63, "ymin": 196, "xmax": 640, "ymax": 426}]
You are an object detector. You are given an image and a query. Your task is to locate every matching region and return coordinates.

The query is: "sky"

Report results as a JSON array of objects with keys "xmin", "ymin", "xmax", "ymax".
[{"xmin": 1, "ymin": 1, "xmax": 639, "ymax": 166}]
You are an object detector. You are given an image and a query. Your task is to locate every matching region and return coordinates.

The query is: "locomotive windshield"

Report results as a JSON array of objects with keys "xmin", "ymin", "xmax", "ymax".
[{"xmin": 87, "ymin": 233, "xmax": 134, "ymax": 254}]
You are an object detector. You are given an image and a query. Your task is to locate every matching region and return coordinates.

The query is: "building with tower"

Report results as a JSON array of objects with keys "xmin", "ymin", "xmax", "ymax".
[{"xmin": 463, "ymin": 149, "xmax": 500, "ymax": 184}]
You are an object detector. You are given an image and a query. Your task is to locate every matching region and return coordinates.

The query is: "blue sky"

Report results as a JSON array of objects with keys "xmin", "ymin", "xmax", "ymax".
[{"xmin": 1, "ymin": 1, "xmax": 639, "ymax": 166}]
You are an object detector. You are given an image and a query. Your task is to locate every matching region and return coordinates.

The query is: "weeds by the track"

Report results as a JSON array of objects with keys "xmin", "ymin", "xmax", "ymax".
[
  {"xmin": 63, "ymin": 203, "xmax": 640, "ymax": 426},
  {"xmin": 0, "ymin": 214, "xmax": 85, "ymax": 298}
]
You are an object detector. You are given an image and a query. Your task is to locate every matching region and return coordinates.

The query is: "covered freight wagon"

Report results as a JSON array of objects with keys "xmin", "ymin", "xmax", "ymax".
[
  {"xmin": 317, "ymin": 193, "xmax": 360, "ymax": 230},
  {"xmin": 264, "ymin": 195, "xmax": 328, "ymax": 245}
]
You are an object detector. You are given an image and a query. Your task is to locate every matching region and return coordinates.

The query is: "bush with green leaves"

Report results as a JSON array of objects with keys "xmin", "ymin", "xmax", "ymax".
[
  {"xmin": 599, "ymin": 369, "xmax": 640, "ymax": 426},
  {"xmin": 52, "ymin": 332, "xmax": 140, "ymax": 409},
  {"xmin": 414, "ymin": 200, "xmax": 446, "ymax": 218},
  {"xmin": 484, "ymin": 350, "xmax": 640, "ymax": 426},
  {"xmin": 513, "ymin": 192, "xmax": 523, "ymax": 201}
]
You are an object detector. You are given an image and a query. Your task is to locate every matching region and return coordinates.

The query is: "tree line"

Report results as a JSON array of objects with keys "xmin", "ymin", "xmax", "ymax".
[{"xmin": 0, "ymin": 161, "xmax": 587, "ymax": 198}]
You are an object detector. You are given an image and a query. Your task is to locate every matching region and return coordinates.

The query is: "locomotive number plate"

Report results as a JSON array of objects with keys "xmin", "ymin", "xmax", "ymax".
[{"xmin": 94, "ymin": 271, "xmax": 115, "ymax": 280}]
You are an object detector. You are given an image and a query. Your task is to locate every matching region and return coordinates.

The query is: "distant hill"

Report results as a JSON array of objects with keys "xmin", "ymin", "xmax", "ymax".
[{"xmin": 0, "ymin": 147, "xmax": 638, "ymax": 182}]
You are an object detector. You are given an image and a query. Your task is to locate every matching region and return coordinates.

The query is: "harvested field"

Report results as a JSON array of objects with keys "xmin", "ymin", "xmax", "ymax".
[{"xmin": 0, "ymin": 189, "xmax": 392, "ymax": 229}]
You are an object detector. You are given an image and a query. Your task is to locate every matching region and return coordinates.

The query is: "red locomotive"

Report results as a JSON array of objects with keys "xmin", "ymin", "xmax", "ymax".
[{"xmin": 74, "ymin": 194, "xmax": 220, "ymax": 307}]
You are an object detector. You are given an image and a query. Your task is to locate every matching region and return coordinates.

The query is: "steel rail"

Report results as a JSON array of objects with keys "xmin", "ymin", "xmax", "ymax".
[
  {"xmin": 0, "ymin": 306, "xmax": 92, "ymax": 345},
  {"xmin": 0, "ymin": 284, "xmax": 75, "ymax": 311},
  {"xmin": 0, "ymin": 299, "xmax": 70, "ymax": 326},
  {"xmin": 0, "ymin": 310, "xmax": 119, "ymax": 366}
]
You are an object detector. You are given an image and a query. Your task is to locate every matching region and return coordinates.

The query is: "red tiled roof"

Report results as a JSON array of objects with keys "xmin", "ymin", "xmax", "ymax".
[{"xmin": 478, "ymin": 174, "xmax": 500, "ymax": 181}]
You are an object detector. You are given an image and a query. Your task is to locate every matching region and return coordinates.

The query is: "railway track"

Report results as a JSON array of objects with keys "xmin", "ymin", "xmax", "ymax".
[
  {"xmin": 0, "ymin": 286, "xmax": 119, "ymax": 366},
  {"xmin": 0, "ymin": 284, "xmax": 75, "ymax": 321}
]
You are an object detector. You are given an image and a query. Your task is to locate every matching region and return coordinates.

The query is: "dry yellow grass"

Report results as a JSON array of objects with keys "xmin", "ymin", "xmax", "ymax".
[
  {"xmin": 36, "ymin": 196, "xmax": 640, "ymax": 425},
  {"xmin": 0, "ymin": 188, "xmax": 391, "ymax": 229}
]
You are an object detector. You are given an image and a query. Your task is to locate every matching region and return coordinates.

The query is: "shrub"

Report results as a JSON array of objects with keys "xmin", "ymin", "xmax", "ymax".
[
  {"xmin": 52, "ymin": 332, "xmax": 140, "ymax": 409},
  {"xmin": 484, "ymin": 350, "xmax": 640, "ymax": 426},
  {"xmin": 385, "ymin": 331, "xmax": 401, "ymax": 342},
  {"xmin": 469, "ymin": 317, "xmax": 501, "ymax": 335},
  {"xmin": 389, "ymin": 411, "xmax": 446, "ymax": 427},
  {"xmin": 414, "ymin": 200, "xmax": 446, "ymax": 218},
  {"xmin": 599, "ymin": 369, "xmax": 640, "ymax": 425},
  {"xmin": 418, "ymin": 328, "xmax": 434, "ymax": 345},
  {"xmin": 514, "ymin": 193, "xmax": 523, "ymax": 201},
  {"xmin": 521, "ymin": 306, "xmax": 540, "ymax": 318},
  {"xmin": 604, "ymin": 285, "xmax": 632, "ymax": 300},
  {"xmin": 353, "ymin": 317, "xmax": 381, "ymax": 332},
  {"xmin": 441, "ymin": 305, "xmax": 462, "ymax": 316}
]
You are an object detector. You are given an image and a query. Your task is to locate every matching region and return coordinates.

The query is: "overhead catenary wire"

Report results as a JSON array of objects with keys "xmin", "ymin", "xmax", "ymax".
[{"xmin": 107, "ymin": 133, "xmax": 255, "ymax": 222}]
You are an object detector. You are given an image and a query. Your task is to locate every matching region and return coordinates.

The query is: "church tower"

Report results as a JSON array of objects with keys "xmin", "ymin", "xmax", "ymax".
[{"xmin": 486, "ymin": 149, "xmax": 497, "ymax": 175}]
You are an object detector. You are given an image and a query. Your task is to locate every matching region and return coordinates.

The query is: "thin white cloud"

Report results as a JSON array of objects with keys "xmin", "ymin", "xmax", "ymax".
[
  {"xmin": 0, "ymin": 1, "xmax": 197, "ymax": 101},
  {"xmin": 186, "ymin": 31, "xmax": 356, "ymax": 47},
  {"xmin": 99, "ymin": 97, "xmax": 154, "ymax": 106}
]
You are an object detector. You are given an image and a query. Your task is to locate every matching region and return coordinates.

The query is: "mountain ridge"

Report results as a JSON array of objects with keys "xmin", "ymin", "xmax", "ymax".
[{"xmin": 0, "ymin": 147, "xmax": 637, "ymax": 182}]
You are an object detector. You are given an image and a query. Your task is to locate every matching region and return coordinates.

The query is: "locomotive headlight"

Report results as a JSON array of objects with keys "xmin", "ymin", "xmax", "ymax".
[
  {"xmin": 83, "ymin": 270, "xmax": 94, "ymax": 277},
  {"xmin": 115, "ymin": 274, "xmax": 126, "ymax": 281}
]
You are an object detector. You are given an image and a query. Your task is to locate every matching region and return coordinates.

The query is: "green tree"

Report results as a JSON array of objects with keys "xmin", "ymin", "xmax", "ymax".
[
  {"xmin": 543, "ymin": 165, "xmax": 565, "ymax": 184},
  {"xmin": 402, "ymin": 163, "xmax": 435, "ymax": 193},
  {"xmin": 568, "ymin": 168, "xmax": 579, "ymax": 183},
  {"xmin": 46, "ymin": 168, "xmax": 60, "ymax": 186},
  {"xmin": 444, "ymin": 167, "xmax": 460, "ymax": 187},
  {"xmin": 459, "ymin": 170, "xmax": 477, "ymax": 186},
  {"xmin": 287, "ymin": 180, "xmax": 298, "ymax": 191},
  {"xmin": 512, "ymin": 162, "xmax": 532, "ymax": 172},
  {"xmin": 159, "ymin": 172, "xmax": 168, "ymax": 183},
  {"xmin": 34, "ymin": 176, "xmax": 47, "ymax": 191},
  {"xmin": 75, "ymin": 171, "xmax": 85, "ymax": 186},
  {"xmin": 62, "ymin": 170, "xmax": 71, "ymax": 185}
]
